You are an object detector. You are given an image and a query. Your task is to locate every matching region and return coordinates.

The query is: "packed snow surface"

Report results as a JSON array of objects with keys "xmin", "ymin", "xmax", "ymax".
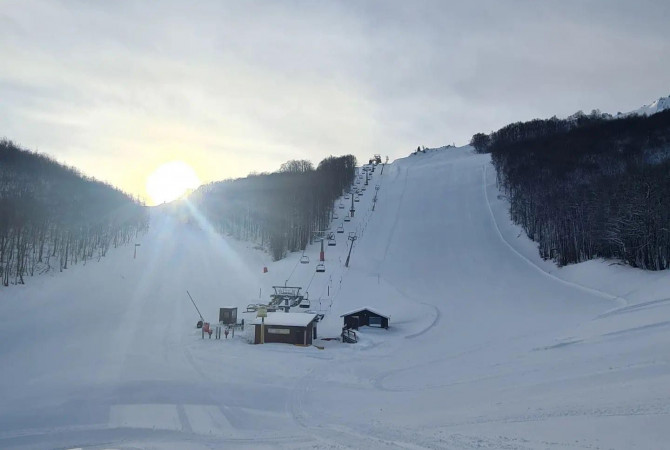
[{"xmin": 1, "ymin": 146, "xmax": 669, "ymax": 449}]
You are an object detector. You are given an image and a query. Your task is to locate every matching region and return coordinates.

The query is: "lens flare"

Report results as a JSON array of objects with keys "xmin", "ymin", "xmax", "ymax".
[{"xmin": 146, "ymin": 161, "xmax": 200, "ymax": 205}]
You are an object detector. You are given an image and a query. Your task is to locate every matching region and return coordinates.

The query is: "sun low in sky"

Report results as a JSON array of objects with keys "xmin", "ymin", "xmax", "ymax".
[
  {"xmin": 2, "ymin": 2, "xmax": 669, "ymax": 201},
  {"xmin": 145, "ymin": 161, "xmax": 201, "ymax": 205}
]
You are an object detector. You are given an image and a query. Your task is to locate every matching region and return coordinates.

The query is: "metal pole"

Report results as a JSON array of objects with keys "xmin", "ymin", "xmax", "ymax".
[
  {"xmin": 345, "ymin": 235, "xmax": 357, "ymax": 268},
  {"xmin": 186, "ymin": 290, "xmax": 205, "ymax": 322}
]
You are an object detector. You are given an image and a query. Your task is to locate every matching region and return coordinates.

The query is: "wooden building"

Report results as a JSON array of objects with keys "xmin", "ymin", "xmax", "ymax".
[
  {"xmin": 252, "ymin": 312, "xmax": 318, "ymax": 345},
  {"xmin": 341, "ymin": 307, "xmax": 389, "ymax": 330}
]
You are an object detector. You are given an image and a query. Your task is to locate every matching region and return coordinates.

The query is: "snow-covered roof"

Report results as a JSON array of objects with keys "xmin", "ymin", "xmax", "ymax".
[
  {"xmin": 340, "ymin": 307, "xmax": 390, "ymax": 319},
  {"xmin": 252, "ymin": 312, "xmax": 317, "ymax": 327}
]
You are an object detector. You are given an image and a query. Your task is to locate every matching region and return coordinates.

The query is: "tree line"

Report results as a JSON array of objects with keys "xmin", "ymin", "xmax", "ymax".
[
  {"xmin": 471, "ymin": 109, "xmax": 670, "ymax": 270},
  {"xmin": 0, "ymin": 139, "xmax": 149, "ymax": 286},
  {"xmin": 188, "ymin": 155, "xmax": 357, "ymax": 260}
]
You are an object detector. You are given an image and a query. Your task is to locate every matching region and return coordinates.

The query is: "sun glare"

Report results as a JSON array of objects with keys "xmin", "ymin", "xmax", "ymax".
[{"xmin": 146, "ymin": 161, "xmax": 200, "ymax": 205}]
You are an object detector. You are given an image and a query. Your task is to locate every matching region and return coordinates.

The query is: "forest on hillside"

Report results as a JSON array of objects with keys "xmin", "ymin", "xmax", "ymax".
[
  {"xmin": 188, "ymin": 155, "xmax": 357, "ymax": 260},
  {"xmin": 472, "ymin": 110, "xmax": 670, "ymax": 270},
  {"xmin": 0, "ymin": 139, "xmax": 149, "ymax": 286}
]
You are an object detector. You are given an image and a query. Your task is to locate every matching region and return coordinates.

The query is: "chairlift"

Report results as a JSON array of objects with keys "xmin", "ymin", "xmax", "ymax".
[
  {"xmin": 328, "ymin": 238, "xmax": 336, "ymax": 246},
  {"xmin": 300, "ymin": 254, "xmax": 310, "ymax": 264},
  {"xmin": 337, "ymin": 225, "xmax": 344, "ymax": 233},
  {"xmin": 316, "ymin": 262, "xmax": 326, "ymax": 273},
  {"xmin": 354, "ymin": 196, "xmax": 360, "ymax": 202},
  {"xmin": 299, "ymin": 298, "xmax": 311, "ymax": 308},
  {"xmin": 344, "ymin": 215, "xmax": 351, "ymax": 222}
]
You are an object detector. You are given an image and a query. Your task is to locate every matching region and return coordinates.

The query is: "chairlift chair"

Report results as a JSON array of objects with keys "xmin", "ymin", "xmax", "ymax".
[
  {"xmin": 316, "ymin": 262, "xmax": 326, "ymax": 273},
  {"xmin": 299, "ymin": 298, "xmax": 311, "ymax": 308},
  {"xmin": 328, "ymin": 238, "xmax": 336, "ymax": 246},
  {"xmin": 344, "ymin": 215, "xmax": 351, "ymax": 222},
  {"xmin": 354, "ymin": 196, "xmax": 360, "ymax": 202},
  {"xmin": 300, "ymin": 254, "xmax": 310, "ymax": 264},
  {"xmin": 339, "ymin": 203, "xmax": 345, "ymax": 209},
  {"xmin": 337, "ymin": 225, "xmax": 344, "ymax": 233},
  {"xmin": 333, "ymin": 212, "xmax": 339, "ymax": 219}
]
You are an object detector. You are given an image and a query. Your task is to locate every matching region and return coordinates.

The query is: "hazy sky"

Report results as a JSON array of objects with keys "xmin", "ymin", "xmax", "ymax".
[{"xmin": 1, "ymin": 0, "xmax": 669, "ymax": 203}]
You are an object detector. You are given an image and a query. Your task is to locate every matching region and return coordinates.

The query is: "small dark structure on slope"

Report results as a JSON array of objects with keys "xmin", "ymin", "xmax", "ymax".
[
  {"xmin": 219, "ymin": 307, "xmax": 238, "ymax": 325},
  {"xmin": 341, "ymin": 307, "xmax": 389, "ymax": 330},
  {"xmin": 252, "ymin": 312, "xmax": 318, "ymax": 345}
]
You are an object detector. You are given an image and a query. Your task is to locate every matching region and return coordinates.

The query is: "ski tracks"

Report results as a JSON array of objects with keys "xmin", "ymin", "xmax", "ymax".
[
  {"xmin": 287, "ymin": 365, "xmax": 431, "ymax": 449},
  {"xmin": 481, "ymin": 163, "xmax": 628, "ymax": 308},
  {"xmin": 380, "ymin": 166, "xmax": 410, "ymax": 271}
]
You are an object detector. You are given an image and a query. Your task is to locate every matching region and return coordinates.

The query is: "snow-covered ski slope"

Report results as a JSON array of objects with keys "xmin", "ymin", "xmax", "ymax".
[{"xmin": 1, "ymin": 146, "xmax": 669, "ymax": 449}]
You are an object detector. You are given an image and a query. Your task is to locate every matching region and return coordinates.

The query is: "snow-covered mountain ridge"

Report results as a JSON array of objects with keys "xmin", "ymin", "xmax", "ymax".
[
  {"xmin": 623, "ymin": 93, "xmax": 670, "ymax": 117},
  {"xmin": 565, "ymin": 93, "xmax": 670, "ymax": 121}
]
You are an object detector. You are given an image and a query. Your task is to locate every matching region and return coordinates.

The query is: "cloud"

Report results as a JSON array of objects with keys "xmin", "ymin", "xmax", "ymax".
[{"xmin": 1, "ymin": 0, "xmax": 669, "ymax": 200}]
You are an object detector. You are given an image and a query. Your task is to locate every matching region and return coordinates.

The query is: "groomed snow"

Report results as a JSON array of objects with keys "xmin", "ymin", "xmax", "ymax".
[{"xmin": 1, "ymin": 146, "xmax": 669, "ymax": 449}]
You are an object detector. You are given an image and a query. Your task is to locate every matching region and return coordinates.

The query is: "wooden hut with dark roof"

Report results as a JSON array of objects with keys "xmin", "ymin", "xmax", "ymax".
[{"xmin": 340, "ymin": 307, "xmax": 389, "ymax": 330}]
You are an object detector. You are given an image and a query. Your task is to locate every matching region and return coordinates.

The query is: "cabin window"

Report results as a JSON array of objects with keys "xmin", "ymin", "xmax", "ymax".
[
  {"xmin": 369, "ymin": 317, "xmax": 382, "ymax": 327},
  {"xmin": 267, "ymin": 328, "xmax": 290, "ymax": 335}
]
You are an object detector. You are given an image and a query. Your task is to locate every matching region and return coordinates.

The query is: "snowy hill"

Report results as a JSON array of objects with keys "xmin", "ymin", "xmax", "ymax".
[
  {"xmin": 1, "ymin": 147, "xmax": 669, "ymax": 449},
  {"xmin": 623, "ymin": 94, "xmax": 670, "ymax": 117},
  {"xmin": 562, "ymin": 94, "xmax": 670, "ymax": 121}
]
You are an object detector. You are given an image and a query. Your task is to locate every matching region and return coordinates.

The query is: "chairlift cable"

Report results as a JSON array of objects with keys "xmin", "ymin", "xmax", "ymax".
[
  {"xmin": 306, "ymin": 269, "xmax": 317, "ymax": 291},
  {"xmin": 286, "ymin": 253, "xmax": 302, "ymax": 283}
]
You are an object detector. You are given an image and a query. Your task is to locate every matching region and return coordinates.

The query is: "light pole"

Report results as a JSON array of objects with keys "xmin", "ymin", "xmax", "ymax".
[
  {"xmin": 372, "ymin": 185, "xmax": 380, "ymax": 211},
  {"xmin": 257, "ymin": 306, "xmax": 267, "ymax": 344},
  {"xmin": 345, "ymin": 233, "xmax": 357, "ymax": 268}
]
